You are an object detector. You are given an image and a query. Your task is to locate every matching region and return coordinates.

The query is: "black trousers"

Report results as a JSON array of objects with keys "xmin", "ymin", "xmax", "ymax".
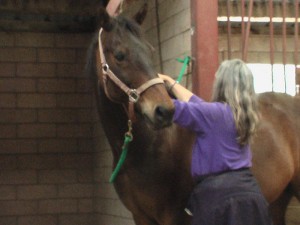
[{"xmin": 187, "ymin": 169, "xmax": 273, "ymax": 225}]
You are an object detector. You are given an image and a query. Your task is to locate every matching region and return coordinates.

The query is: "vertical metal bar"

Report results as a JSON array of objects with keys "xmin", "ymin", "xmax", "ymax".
[
  {"xmin": 243, "ymin": 0, "xmax": 253, "ymax": 62},
  {"xmin": 241, "ymin": 0, "xmax": 246, "ymax": 59},
  {"xmin": 295, "ymin": 0, "xmax": 299, "ymax": 96},
  {"xmin": 191, "ymin": 0, "xmax": 219, "ymax": 100},
  {"xmin": 269, "ymin": 0, "xmax": 275, "ymax": 91},
  {"xmin": 294, "ymin": 0, "xmax": 299, "ymax": 67},
  {"xmin": 226, "ymin": 0, "xmax": 232, "ymax": 59},
  {"xmin": 282, "ymin": 0, "xmax": 287, "ymax": 93},
  {"xmin": 296, "ymin": 67, "xmax": 300, "ymax": 96}
]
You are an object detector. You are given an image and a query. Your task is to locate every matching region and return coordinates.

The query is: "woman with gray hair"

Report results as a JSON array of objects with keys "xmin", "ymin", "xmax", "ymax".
[{"xmin": 159, "ymin": 59, "xmax": 272, "ymax": 225}]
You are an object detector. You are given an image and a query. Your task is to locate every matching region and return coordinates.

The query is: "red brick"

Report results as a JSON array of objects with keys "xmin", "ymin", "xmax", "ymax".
[
  {"xmin": 18, "ymin": 124, "xmax": 56, "ymax": 138},
  {"xmin": 56, "ymin": 94, "xmax": 92, "ymax": 108},
  {"xmin": 37, "ymin": 49, "xmax": 76, "ymax": 63},
  {"xmin": 0, "ymin": 217, "xmax": 16, "ymax": 225},
  {"xmin": 38, "ymin": 199, "xmax": 77, "ymax": 214},
  {"xmin": 0, "ymin": 78, "xmax": 36, "ymax": 92},
  {"xmin": 77, "ymin": 109, "xmax": 97, "ymax": 122},
  {"xmin": 78, "ymin": 199, "xmax": 94, "ymax": 213},
  {"xmin": 0, "ymin": 124, "xmax": 17, "ymax": 138},
  {"xmin": 58, "ymin": 184, "xmax": 94, "ymax": 198},
  {"xmin": 76, "ymin": 79, "xmax": 93, "ymax": 93},
  {"xmin": 0, "ymin": 155, "xmax": 17, "ymax": 170},
  {"xmin": 57, "ymin": 64, "xmax": 85, "ymax": 77},
  {"xmin": 57, "ymin": 153, "xmax": 94, "ymax": 169},
  {"xmin": 0, "ymin": 200, "xmax": 38, "ymax": 216},
  {"xmin": 0, "ymin": 94, "xmax": 16, "ymax": 108},
  {"xmin": 38, "ymin": 170, "xmax": 77, "ymax": 184},
  {"xmin": 18, "ymin": 215, "xmax": 57, "ymax": 225},
  {"xmin": 17, "ymin": 94, "xmax": 56, "ymax": 108},
  {"xmin": 0, "ymin": 185, "xmax": 17, "ymax": 200},
  {"xmin": 0, "ymin": 109, "xmax": 37, "ymax": 123},
  {"xmin": 17, "ymin": 63, "xmax": 56, "ymax": 77},
  {"xmin": 0, "ymin": 63, "xmax": 16, "ymax": 77},
  {"xmin": 16, "ymin": 33, "xmax": 55, "ymax": 47},
  {"xmin": 55, "ymin": 33, "xmax": 92, "ymax": 48},
  {"xmin": 0, "ymin": 170, "xmax": 37, "ymax": 184},
  {"xmin": 38, "ymin": 139, "xmax": 77, "ymax": 153},
  {"xmin": 0, "ymin": 32, "xmax": 15, "ymax": 47},
  {"xmin": 37, "ymin": 79, "xmax": 76, "ymax": 93},
  {"xmin": 59, "ymin": 214, "xmax": 96, "ymax": 225},
  {"xmin": 77, "ymin": 169, "xmax": 94, "ymax": 183},
  {"xmin": 38, "ymin": 109, "xmax": 77, "ymax": 123},
  {"xmin": 17, "ymin": 185, "xmax": 57, "ymax": 199},
  {"xmin": 17, "ymin": 154, "xmax": 59, "ymax": 169},
  {"xmin": 0, "ymin": 48, "xmax": 36, "ymax": 62},
  {"xmin": 57, "ymin": 124, "xmax": 93, "ymax": 138},
  {"xmin": 76, "ymin": 49, "xmax": 88, "ymax": 63},
  {"xmin": 77, "ymin": 138, "xmax": 95, "ymax": 153},
  {"xmin": 0, "ymin": 139, "xmax": 37, "ymax": 154}
]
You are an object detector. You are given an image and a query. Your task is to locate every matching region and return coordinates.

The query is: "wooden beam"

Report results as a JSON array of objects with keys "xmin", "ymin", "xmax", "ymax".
[{"xmin": 191, "ymin": 0, "xmax": 219, "ymax": 101}]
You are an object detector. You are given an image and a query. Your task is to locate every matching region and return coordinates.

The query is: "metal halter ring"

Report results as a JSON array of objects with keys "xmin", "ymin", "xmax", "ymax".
[
  {"xmin": 102, "ymin": 64, "xmax": 109, "ymax": 72},
  {"xmin": 128, "ymin": 89, "xmax": 139, "ymax": 103}
]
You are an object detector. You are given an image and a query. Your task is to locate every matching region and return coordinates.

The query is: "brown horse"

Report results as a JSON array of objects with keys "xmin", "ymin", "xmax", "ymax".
[{"xmin": 86, "ymin": 7, "xmax": 300, "ymax": 225}]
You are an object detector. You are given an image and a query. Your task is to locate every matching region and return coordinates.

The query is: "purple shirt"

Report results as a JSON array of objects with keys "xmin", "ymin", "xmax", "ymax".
[{"xmin": 173, "ymin": 95, "xmax": 252, "ymax": 179}]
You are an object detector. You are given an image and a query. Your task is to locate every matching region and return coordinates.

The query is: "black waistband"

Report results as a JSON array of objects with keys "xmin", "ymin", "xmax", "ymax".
[{"xmin": 195, "ymin": 168, "xmax": 250, "ymax": 184}]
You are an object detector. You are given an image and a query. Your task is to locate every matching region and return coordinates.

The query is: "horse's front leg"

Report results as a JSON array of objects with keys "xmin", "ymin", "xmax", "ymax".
[{"xmin": 270, "ymin": 189, "xmax": 292, "ymax": 225}]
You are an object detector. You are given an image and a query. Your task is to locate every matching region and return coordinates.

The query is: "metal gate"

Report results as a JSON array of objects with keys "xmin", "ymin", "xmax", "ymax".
[{"xmin": 218, "ymin": 0, "xmax": 299, "ymax": 95}]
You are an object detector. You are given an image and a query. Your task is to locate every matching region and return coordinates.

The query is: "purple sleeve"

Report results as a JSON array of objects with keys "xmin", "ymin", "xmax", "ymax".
[{"xmin": 173, "ymin": 95, "xmax": 220, "ymax": 133}]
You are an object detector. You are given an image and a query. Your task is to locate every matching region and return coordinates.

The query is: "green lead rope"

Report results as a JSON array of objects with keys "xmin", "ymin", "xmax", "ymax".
[
  {"xmin": 109, "ymin": 121, "xmax": 133, "ymax": 183},
  {"xmin": 176, "ymin": 56, "xmax": 191, "ymax": 83},
  {"xmin": 109, "ymin": 57, "xmax": 190, "ymax": 183}
]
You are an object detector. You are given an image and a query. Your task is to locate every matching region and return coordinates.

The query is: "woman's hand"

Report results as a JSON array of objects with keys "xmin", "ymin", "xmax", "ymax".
[
  {"xmin": 158, "ymin": 73, "xmax": 175, "ymax": 91},
  {"xmin": 158, "ymin": 73, "xmax": 193, "ymax": 102}
]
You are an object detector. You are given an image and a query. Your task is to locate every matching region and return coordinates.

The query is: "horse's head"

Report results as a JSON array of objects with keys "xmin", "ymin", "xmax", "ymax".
[{"xmin": 94, "ymin": 7, "xmax": 174, "ymax": 129}]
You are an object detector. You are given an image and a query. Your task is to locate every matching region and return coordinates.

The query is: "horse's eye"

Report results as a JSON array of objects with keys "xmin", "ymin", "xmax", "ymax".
[{"xmin": 114, "ymin": 51, "xmax": 125, "ymax": 61}]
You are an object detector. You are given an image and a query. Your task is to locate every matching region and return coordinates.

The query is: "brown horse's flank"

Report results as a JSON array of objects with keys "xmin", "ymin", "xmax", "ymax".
[{"xmin": 86, "ymin": 8, "xmax": 300, "ymax": 225}]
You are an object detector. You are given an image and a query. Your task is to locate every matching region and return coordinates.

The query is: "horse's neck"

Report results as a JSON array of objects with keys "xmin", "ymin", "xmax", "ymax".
[
  {"xmin": 96, "ymin": 87, "xmax": 128, "ymax": 153},
  {"xmin": 96, "ymin": 87, "xmax": 155, "ymax": 157}
]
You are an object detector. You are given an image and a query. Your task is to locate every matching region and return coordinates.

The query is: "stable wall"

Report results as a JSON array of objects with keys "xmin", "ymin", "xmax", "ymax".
[{"xmin": 0, "ymin": 31, "xmax": 97, "ymax": 225}]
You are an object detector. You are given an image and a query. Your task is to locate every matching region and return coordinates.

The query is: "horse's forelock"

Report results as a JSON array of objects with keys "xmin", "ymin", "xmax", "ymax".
[{"xmin": 115, "ymin": 16, "xmax": 142, "ymax": 38}]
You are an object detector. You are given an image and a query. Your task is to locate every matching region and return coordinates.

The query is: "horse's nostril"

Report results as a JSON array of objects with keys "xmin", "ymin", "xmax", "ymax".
[{"xmin": 155, "ymin": 105, "xmax": 173, "ymax": 124}]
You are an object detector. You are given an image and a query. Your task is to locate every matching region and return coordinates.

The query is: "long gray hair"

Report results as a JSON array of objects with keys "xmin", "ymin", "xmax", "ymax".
[{"xmin": 211, "ymin": 59, "xmax": 259, "ymax": 146}]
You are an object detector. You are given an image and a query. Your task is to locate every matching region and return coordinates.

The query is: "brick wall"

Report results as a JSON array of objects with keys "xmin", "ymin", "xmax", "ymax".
[{"xmin": 0, "ymin": 31, "xmax": 97, "ymax": 225}]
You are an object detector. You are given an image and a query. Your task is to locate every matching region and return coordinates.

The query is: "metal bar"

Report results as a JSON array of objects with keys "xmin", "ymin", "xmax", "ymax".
[
  {"xmin": 282, "ymin": 0, "xmax": 287, "ymax": 92},
  {"xmin": 243, "ymin": 0, "xmax": 253, "ymax": 62},
  {"xmin": 296, "ymin": 67, "xmax": 300, "ymax": 95},
  {"xmin": 294, "ymin": 0, "xmax": 299, "ymax": 66},
  {"xmin": 269, "ymin": 0, "xmax": 275, "ymax": 91},
  {"xmin": 241, "ymin": 0, "xmax": 245, "ymax": 59},
  {"xmin": 226, "ymin": 0, "xmax": 232, "ymax": 59},
  {"xmin": 190, "ymin": 0, "xmax": 219, "ymax": 100}
]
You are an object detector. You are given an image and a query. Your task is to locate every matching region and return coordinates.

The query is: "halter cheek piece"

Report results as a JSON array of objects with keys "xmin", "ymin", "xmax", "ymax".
[{"xmin": 97, "ymin": 28, "xmax": 164, "ymax": 106}]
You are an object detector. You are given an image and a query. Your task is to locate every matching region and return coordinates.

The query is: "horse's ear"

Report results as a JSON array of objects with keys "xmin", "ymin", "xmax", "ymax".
[
  {"xmin": 133, "ymin": 2, "xmax": 148, "ymax": 25},
  {"xmin": 96, "ymin": 7, "xmax": 115, "ymax": 31}
]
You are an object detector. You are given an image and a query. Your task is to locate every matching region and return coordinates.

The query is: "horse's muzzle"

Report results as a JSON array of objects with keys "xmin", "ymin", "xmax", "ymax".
[{"xmin": 153, "ymin": 105, "xmax": 174, "ymax": 129}]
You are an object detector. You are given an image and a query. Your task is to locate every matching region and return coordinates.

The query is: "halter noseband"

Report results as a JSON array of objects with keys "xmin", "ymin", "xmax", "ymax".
[{"xmin": 97, "ymin": 28, "xmax": 164, "ymax": 104}]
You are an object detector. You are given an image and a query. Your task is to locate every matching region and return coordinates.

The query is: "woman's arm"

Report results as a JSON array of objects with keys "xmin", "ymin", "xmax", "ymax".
[{"xmin": 158, "ymin": 74, "xmax": 193, "ymax": 102}]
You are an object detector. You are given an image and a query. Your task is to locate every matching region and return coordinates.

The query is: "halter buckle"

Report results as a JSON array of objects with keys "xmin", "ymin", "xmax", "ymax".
[{"xmin": 128, "ymin": 89, "xmax": 139, "ymax": 103}]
